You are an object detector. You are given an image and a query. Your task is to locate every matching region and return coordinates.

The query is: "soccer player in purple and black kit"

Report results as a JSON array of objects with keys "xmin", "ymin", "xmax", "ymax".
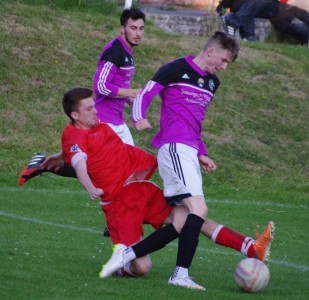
[
  {"xmin": 93, "ymin": 7, "xmax": 145, "ymax": 145},
  {"xmin": 131, "ymin": 31, "xmax": 240, "ymax": 290}
]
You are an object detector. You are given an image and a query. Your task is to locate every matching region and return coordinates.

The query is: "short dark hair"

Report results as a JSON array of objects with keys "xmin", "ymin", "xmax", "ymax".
[
  {"xmin": 120, "ymin": 7, "xmax": 146, "ymax": 26},
  {"xmin": 62, "ymin": 87, "xmax": 93, "ymax": 121},
  {"xmin": 204, "ymin": 31, "xmax": 240, "ymax": 61}
]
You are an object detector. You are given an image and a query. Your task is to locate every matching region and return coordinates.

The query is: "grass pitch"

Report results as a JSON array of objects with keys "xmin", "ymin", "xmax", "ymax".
[{"xmin": 1, "ymin": 180, "xmax": 308, "ymax": 299}]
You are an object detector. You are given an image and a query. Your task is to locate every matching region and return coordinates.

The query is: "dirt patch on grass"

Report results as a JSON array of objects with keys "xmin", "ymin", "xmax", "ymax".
[
  {"xmin": 252, "ymin": 75, "xmax": 266, "ymax": 82},
  {"xmin": 273, "ymin": 74, "xmax": 307, "ymax": 98},
  {"xmin": 258, "ymin": 108, "xmax": 275, "ymax": 117},
  {"xmin": 11, "ymin": 46, "xmax": 32, "ymax": 61},
  {"xmin": 0, "ymin": 14, "xmax": 34, "ymax": 34}
]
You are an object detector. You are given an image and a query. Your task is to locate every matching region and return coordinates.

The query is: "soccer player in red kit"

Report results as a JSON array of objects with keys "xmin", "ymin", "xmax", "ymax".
[{"xmin": 61, "ymin": 87, "xmax": 175, "ymax": 276}]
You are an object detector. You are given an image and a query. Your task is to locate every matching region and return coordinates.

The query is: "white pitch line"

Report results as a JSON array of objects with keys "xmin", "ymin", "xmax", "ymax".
[
  {"xmin": 0, "ymin": 211, "xmax": 102, "ymax": 234},
  {"xmin": 0, "ymin": 186, "xmax": 86, "ymax": 195},
  {"xmin": 1, "ymin": 186, "xmax": 307, "ymax": 209},
  {"xmin": 1, "ymin": 210, "xmax": 308, "ymax": 272}
]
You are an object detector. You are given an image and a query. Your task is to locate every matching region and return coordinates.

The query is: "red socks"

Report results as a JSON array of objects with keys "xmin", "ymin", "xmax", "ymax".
[{"xmin": 211, "ymin": 225, "xmax": 255, "ymax": 257}]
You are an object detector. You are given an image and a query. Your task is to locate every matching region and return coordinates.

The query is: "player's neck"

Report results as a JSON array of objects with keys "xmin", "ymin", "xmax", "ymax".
[
  {"xmin": 192, "ymin": 55, "xmax": 207, "ymax": 72},
  {"xmin": 73, "ymin": 122, "xmax": 92, "ymax": 130}
]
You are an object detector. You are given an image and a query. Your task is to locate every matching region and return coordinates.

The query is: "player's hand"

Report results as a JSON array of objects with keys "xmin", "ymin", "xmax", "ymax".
[
  {"xmin": 126, "ymin": 97, "xmax": 134, "ymax": 106},
  {"xmin": 135, "ymin": 119, "xmax": 152, "ymax": 131},
  {"xmin": 88, "ymin": 188, "xmax": 104, "ymax": 201},
  {"xmin": 40, "ymin": 152, "xmax": 64, "ymax": 172},
  {"xmin": 130, "ymin": 88, "xmax": 142, "ymax": 97},
  {"xmin": 198, "ymin": 155, "xmax": 217, "ymax": 172}
]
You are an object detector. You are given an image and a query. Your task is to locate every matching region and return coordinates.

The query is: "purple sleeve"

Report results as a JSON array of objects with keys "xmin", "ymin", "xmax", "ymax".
[
  {"xmin": 132, "ymin": 80, "xmax": 164, "ymax": 122},
  {"xmin": 93, "ymin": 60, "xmax": 119, "ymax": 99},
  {"xmin": 198, "ymin": 140, "xmax": 208, "ymax": 157}
]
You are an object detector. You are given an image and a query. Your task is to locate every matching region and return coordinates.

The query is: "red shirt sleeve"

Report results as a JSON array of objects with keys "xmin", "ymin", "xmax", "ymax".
[{"xmin": 61, "ymin": 124, "xmax": 88, "ymax": 167}]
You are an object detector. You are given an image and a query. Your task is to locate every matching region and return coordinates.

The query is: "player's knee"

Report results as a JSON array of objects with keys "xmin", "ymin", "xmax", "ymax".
[
  {"xmin": 131, "ymin": 257, "xmax": 152, "ymax": 276},
  {"xmin": 136, "ymin": 260, "xmax": 151, "ymax": 275}
]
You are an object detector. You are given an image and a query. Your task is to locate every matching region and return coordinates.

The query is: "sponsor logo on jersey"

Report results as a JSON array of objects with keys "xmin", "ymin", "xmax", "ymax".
[
  {"xmin": 198, "ymin": 78, "xmax": 205, "ymax": 88},
  {"xmin": 70, "ymin": 144, "xmax": 81, "ymax": 153},
  {"xmin": 182, "ymin": 73, "xmax": 190, "ymax": 79},
  {"xmin": 181, "ymin": 89, "xmax": 212, "ymax": 108},
  {"xmin": 209, "ymin": 79, "xmax": 215, "ymax": 91},
  {"xmin": 125, "ymin": 57, "xmax": 129, "ymax": 62}
]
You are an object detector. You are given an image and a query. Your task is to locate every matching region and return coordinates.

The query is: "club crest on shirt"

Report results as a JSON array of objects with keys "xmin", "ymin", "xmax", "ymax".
[
  {"xmin": 198, "ymin": 78, "xmax": 205, "ymax": 88},
  {"xmin": 209, "ymin": 79, "xmax": 215, "ymax": 91},
  {"xmin": 70, "ymin": 144, "xmax": 81, "ymax": 153}
]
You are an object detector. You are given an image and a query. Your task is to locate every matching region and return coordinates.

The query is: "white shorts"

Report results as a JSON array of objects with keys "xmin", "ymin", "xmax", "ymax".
[
  {"xmin": 106, "ymin": 123, "xmax": 134, "ymax": 146},
  {"xmin": 157, "ymin": 143, "xmax": 203, "ymax": 205}
]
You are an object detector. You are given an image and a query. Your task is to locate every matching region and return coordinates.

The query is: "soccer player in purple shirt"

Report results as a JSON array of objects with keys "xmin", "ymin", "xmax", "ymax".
[
  {"xmin": 101, "ymin": 31, "xmax": 272, "ymax": 290},
  {"xmin": 93, "ymin": 7, "xmax": 145, "ymax": 145},
  {"xmin": 131, "ymin": 31, "xmax": 240, "ymax": 290}
]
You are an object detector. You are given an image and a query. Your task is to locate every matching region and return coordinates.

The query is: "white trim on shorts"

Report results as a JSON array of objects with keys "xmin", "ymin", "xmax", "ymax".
[
  {"xmin": 157, "ymin": 143, "xmax": 204, "ymax": 205},
  {"xmin": 106, "ymin": 123, "xmax": 134, "ymax": 145}
]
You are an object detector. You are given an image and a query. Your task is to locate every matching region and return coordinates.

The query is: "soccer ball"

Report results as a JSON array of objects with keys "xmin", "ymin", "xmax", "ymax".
[{"xmin": 234, "ymin": 258, "xmax": 270, "ymax": 293}]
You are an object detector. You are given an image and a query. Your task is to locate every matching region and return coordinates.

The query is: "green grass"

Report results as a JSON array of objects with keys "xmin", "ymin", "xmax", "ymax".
[
  {"xmin": 0, "ymin": 0, "xmax": 308, "ymax": 299},
  {"xmin": 1, "ymin": 184, "xmax": 308, "ymax": 299}
]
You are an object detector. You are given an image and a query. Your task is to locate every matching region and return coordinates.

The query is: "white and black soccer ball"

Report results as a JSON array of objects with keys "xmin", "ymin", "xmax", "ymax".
[{"xmin": 234, "ymin": 258, "xmax": 270, "ymax": 293}]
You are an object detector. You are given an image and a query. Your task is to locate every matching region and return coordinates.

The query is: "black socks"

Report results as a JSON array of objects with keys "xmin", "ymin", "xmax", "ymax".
[
  {"xmin": 176, "ymin": 214, "xmax": 204, "ymax": 268},
  {"xmin": 132, "ymin": 224, "xmax": 179, "ymax": 258}
]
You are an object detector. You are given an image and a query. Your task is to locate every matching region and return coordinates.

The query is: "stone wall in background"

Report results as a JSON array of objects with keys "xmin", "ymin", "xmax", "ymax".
[
  {"xmin": 145, "ymin": 13, "xmax": 221, "ymax": 36},
  {"xmin": 143, "ymin": 6, "xmax": 273, "ymax": 41},
  {"xmin": 140, "ymin": 0, "xmax": 220, "ymax": 9}
]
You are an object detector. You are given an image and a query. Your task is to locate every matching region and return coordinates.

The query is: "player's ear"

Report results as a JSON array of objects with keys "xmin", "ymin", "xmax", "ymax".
[
  {"xmin": 206, "ymin": 47, "xmax": 215, "ymax": 57},
  {"xmin": 120, "ymin": 25, "xmax": 125, "ymax": 35},
  {"xmin": 71, "ymin": 112, "xmax": 79, "ymax": 121}
]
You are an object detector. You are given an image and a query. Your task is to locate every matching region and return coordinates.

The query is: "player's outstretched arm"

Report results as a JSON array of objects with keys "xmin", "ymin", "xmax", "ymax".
[{"xmin": 74, "ymin": 158, "xmax": 103, "ymax": 200}]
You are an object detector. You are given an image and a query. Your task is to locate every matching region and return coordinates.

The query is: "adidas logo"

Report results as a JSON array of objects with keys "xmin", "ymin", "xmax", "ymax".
[
  {"xmin": 125, "ymin": 57, "xmax": 129, "ymax": 62},
  {"xmin": 182, "ymin": 73, "xmax": 190, "ymax": 79}
]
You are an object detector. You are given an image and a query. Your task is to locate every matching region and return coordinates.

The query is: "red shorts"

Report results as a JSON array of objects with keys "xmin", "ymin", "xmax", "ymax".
[{"xmin": 102, "ymin": 181, "xmax": 172, "ymax": 245}]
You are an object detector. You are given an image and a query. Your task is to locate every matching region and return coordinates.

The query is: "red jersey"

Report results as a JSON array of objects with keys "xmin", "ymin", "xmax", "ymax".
[{"xmin": 61, "ymin": 122, "xmax": 157, "ymax": 201}]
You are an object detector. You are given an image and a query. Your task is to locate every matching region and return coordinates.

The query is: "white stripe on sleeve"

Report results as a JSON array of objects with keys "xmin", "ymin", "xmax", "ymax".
[{"xmin": 71, "ymin": 152, "xmax": 88, "ymax": 169}]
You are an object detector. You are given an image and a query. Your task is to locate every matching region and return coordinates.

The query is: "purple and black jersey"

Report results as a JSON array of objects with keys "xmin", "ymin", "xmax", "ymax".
[
  {"xmin": 133, "ymin": 55, "xmax": 220, "ymax": 156},
  {"xmin": 93, "ymin": 35, "xmax": 134, "ymax": 125}
]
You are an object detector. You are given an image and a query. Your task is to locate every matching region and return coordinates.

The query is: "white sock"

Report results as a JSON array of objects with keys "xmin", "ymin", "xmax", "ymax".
[
  {"xmin": 122, "ymin": 247, "xmax": 136, "ymax": 263},
  {"xmin": 241, "ymin": 237, "xmax": 254, "ymax": 256},
  {"xmin": 171, "ymin": 266, "xmax": 188, "ymax": 280}
]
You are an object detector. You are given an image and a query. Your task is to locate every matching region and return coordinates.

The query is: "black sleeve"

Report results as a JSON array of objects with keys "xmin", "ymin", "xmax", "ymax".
[
  {"xmin": 152, "ymin": 59, "xmax": 183, "ymax": 86},
  {"xmin": 99, "ymin": 43, "xmax": 123, "ymax": 68}
]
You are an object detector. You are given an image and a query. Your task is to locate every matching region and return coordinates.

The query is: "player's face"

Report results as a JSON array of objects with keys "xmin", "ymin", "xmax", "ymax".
[
  {"xmin": 205, "ymin": 47, "xmax": 233, "ymax": 74},
  {"xmin": 73, "ymin": 97, "xmax": 98, "ymax": 130},
  {"xmin": 121, "ymin": 18, "xmax": 145, "ymax": 49}
]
